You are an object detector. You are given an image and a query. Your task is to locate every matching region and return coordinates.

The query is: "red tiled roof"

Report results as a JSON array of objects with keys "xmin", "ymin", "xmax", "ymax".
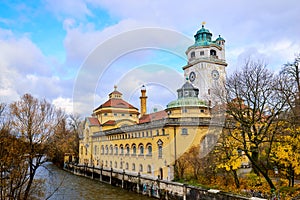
[
  {"xmin": 103, "ymin": 120, "xmax": 116, "ymax": 126},
  {"xmin": 87, "ymin": 117, "xmax": 100, "ymax": 126},
  {"xmin": 94, "ymin": 99, "xmax": 138, "ymax": 111},
  {"xmin": 139, "ymin": 110, "xmax": 167, "ymax": 124}
]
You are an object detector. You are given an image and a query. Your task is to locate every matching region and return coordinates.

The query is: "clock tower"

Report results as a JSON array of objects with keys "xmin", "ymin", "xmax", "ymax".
[{"xmin": 183, "ymin": 24, "xmax": 227, "ymax": 106}]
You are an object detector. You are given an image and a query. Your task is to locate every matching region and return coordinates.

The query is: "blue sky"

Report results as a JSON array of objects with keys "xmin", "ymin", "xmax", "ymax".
[{"xmin": 1, "ymin": 0, "xmax": 299, "ymax": 115}]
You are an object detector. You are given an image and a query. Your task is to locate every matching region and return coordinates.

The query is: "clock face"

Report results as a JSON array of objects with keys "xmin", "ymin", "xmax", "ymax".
[
  {"xmin": 189, "ymin": 71, "xmax": 196, "ymax": 82},
  {"xmin": 211, "ymin": 70, "xmax": 220, "ymax": 80}
]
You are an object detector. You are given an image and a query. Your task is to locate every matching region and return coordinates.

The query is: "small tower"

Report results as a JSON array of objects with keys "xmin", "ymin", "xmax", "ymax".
[{"xmin": 140, "ymin": 85, "xmax": 147, "ymax": 116}]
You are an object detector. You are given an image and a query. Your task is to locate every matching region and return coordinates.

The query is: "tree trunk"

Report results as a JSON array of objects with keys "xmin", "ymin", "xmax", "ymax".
[{"xmin": 231, "ymin": 169, "xmax": 240, "ymax": 188}]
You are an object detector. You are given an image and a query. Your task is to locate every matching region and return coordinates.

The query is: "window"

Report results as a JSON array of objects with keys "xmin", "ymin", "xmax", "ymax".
[
  {"xmin": 94, "ymin": 145, "xmax": 97, "ymax": 155},
  {"xmin": 129, "ymin": 114, "xmax": 132, "ymax": 117},
  {"xmin": 182, "ymin": 108, "xmax": 188, "ymax": 113},
  {"xmin": 81, "ymin": 146, "xmax": 83, "ymax": 155},
  {"xmin": 121, "ymin": 113, "xmax": 125, "ymax": 116},
  {"xmin": 101, "ymin": 145, "xmax": 104, "ymax": 154},
  {"xmin": 125, "ymin": 144, "xmax": 130, "ymax": 155},
  {"xmin": 158, "ymin": 145, "xmax": 162, "ymax": 158},
  {"xmin": 125, "ymin": 162, "xmax": 129, "ymax": 170},
  {"xmin": 200, "ymin": 51, "xmax": 204, "ymax": 56},
  {"xmin": 147, "ymin": 165, "xmax": 152, "ymax": 173},
  {"xmin": 110, "ymin": 145, "xmax": 113, "ymax": 155},
  {"xmin": 139, "ymin": 144, "xmax": 144, "ymax": 155},
  {"xmin": 190, "ymin": 51, "xmax": 195, "ymax": 58},
  {"xmin": 132, "ymin": 163, "xmax": 136, "ymax": 171},
  {"xmin": 105, "ymin": 160, "xmax": 108, "ymax": 167},
  {"xmin": 120, "ymin": 145, "xmax": 124, "ymax": 155},
  {"xmin": 114, "ymin": 113, "xmax": 117, "ymax": 116},
  {"xmin": 157, "ymin": 140, "xmax": 163, "ymax": 158},
  {"xmin": 105, "ymin": 145, "xmax": 108, "ymax": 155},
  {"xmin": 139, "ymin": 164, "xmax": 143, "ymax": 172},
  {"xmin": 208, "ymin": 89, "xmax": 211, "ymax": 95},
  {"xmin": 200, "ymin": 109, "xmax": 204, "ymax": 113},
  {"xmin": 162, "ymin": 129, "xmax": 165, "ymax": 135},
  {"xmin": 120, "ymin": 161, "xmax": 123, "ymax": 169},
  {"xmin": 110, "ymin": 161, "xmax": 112, "ymax": 168},
  {"xmin": 210, "ymin": 49, "xmax": 216, "ymax": 56},
  {"xmin": 132, "ymin": 144, "xmax": 136, "ymax": 155},
  {"xmin": 114, "ymin": 145, "xmax": 118, "ymax": 155},
  {"xmin": 182, "ymin": 128, "xmax": 188, "ymax": 135},
  {"xmin": 156, "ymin": 130, "xmax": 159, "ymax": 136},
  {"xmin": 147, "ymin": 144, "xmax": 152, "ymax": 156},
  {"xmin": 104, "ymin": 113, "xmax": 107, "ymax": 116},
  {"xmin": 114, "ymin": 161, "xmax": 117, "ymax": 168}
]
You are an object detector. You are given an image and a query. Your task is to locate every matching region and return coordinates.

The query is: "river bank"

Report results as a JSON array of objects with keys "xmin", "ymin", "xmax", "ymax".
[{"xmin": 64, "ymin": 163, "xmax": 266, "ymax": 200}]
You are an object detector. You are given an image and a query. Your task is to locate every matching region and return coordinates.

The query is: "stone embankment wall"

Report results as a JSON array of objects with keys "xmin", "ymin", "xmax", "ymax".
[{"xmin": 64, "ymin": 163, "xmax": 266, "ymax": 200}]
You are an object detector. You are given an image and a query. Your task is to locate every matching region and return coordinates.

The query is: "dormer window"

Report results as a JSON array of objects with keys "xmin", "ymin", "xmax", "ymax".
[{"xmin": 210, "ymin": 49, "xmax": 216, "ymax": 56}]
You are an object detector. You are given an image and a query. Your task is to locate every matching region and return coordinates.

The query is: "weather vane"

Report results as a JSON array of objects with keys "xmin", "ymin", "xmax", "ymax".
[{"xmin": 202, "ymin": 21, "xmax": 206, "ymax": 26}]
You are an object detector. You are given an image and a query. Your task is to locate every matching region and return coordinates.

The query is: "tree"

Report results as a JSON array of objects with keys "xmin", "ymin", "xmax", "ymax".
[
  {"xmin": 280, "ymin": 54, "xmax": 300, "ymax": 124},
  {"xmin": 215, "ymin": 129, "xmax": 244, "ymax": 188},
  {"xmin": 9, "ymin": 94, "xmax": 62, "ymax": 200},
  {"xmin": 219, "ymin": 60, "xmax": 288, "ymax": 191}
]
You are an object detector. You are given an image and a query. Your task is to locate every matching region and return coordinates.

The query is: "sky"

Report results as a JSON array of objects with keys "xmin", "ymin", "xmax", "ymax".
[{"xmin": 0, "ymin": 0, "xmax": 299, "ymax": 116}]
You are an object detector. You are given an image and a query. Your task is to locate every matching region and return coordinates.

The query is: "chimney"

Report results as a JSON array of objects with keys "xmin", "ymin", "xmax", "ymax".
[{"xmin": 140, "ymin": 85, "xmax": 147, "ymax": 116}]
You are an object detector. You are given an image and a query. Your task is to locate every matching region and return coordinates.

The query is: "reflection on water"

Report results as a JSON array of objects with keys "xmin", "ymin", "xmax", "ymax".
[{"xmin": 36, "ymin": 163, "xmax": 152, "ymax": 200}]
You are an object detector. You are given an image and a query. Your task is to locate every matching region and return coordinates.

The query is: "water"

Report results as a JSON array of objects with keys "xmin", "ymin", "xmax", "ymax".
[{"xmin": 37, "ymin": 163, "xmax": 153, "ymax": 200}]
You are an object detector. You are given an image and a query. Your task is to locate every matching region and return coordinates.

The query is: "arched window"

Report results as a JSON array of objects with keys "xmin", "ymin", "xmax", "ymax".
[
  {"xmin": 210, "ymin": 49, "xmax": 216, "ymax": 56},
  {"xmin": 101, "ymin": 145, "xmax": 104, "ymax": 154},
  {"xmin": 139, "ymin": 144, "xmax": 144, "ymax": 155},
  {"xmin": 114, "ymin": 145, "xmax": 118, "ymax": 155},
  {"xmin": 114, "ymin": 161, "xmax": 117, "ymax": 168},
  {"xmin": 146, "ymin": 143, "xmax": 152, "ymax": 156},
  {"xmin": 132, "ymin": 144, "xmax": 136, "ymax": 155},
  {"xmin": 157, "ymin": 139, "xmax": 163, "ymax": 158},
  {"xmin": 110, "ymin": 145, "xmax": 113, "ymax": 155},
  {"xmin": 139, "ymin": 164, "xmax": 143, "ymax": 172},
  {"xmin": 147, "ymin": 165, "xmax": 152, "ymax": 173},
  {"xmin": 105, "ymin": 160, "xmax": 108, "ymax": 167},
  {"xmin": 125, "ymin": 162, "xmax": 129, "ymax": 170},
  {"xmin": 105, "ymin": 145, "xmax": 108, "ymax": 155},
  {"xmin": 109, "ymin": 161, "xmax": 112, "ymax": 168},
  {"xmin": 120, "ymin": 144, "xmax": 124, "ymax": 155},
  {"xmin": 132, "ymin": 163, "xmax": 136, "ymax": 171},
  {"xmin": 125, "ymin": 144, "xmax": 130, "ymax": 155},
  {"xmin": 190, "ymin": 51, "xmax": 195, "ymax": 58},
  {"xmin": 120, "ymin": 161, "xmax": 123, "ymax": 169}
]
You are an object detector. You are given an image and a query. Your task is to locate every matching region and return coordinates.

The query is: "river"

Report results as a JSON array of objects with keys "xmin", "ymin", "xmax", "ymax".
[{"xmin": 36, "ymin": 163, "xmax": 153, "ymax": 200}]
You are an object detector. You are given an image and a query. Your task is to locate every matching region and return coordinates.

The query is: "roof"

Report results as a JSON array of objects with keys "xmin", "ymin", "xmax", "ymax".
[
  {"xmin": 139, "ymin": 110, "xmax": 168, "ymax": 124},
  {"xmin": 87, "ymin": 117, "xmax": 100, "ymax": 126},
  {"xmin": 103, "ymin": 120, "xmax": 116, "ymax": 126},
  {"xmin": 167, "ymin": 97, "xmax": 207, "ymax": 109},
  {"xmin": 94, "ymin": 99, "xmax": 138, "ymax": 111}
]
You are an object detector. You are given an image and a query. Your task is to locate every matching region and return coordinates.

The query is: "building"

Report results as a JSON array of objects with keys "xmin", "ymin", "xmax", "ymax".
[{"xmin": 78, "ymin": 25, "xmax": 227, "ymax": 180}]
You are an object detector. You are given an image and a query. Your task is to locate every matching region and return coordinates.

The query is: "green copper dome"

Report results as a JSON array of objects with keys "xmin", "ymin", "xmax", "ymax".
[
  {"xmin": 166, "ymin": 81, "xmax": 207, "ymax": 109},
  {"xmin": 167, "ymin": 97, "xmax": 207, "ymax": 109},
  {"xmin": 188, "ymin": 25, "xmax": 224, "ymax": 48}
]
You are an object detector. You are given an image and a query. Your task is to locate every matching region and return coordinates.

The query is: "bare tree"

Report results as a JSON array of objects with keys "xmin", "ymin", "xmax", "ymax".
[
  {"xmin": 9, "ymin": 94, "xmax": 62, "ymax": 200},
  {"xmin": 219, "ymin": 60, "xmax": 288, "ymax": 190}
]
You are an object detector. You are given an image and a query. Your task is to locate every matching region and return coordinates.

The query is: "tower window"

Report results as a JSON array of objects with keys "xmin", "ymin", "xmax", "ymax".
[
  {"xmin": 210, "ymin": 49, "xmax": 217, "ymax": 56},
  {"xmin": 200, "ymin": 51, "xmax": 204, "ymax": 56},
  {"xmin": 190, "ymin": 51, "xmax": 195, "ymax": 58}
]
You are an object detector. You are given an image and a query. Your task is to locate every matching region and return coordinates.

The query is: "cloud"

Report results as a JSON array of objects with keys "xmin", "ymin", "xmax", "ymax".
[{"xmin": 44, "ymin": 0, "xmax": 92, "ymax": 19}]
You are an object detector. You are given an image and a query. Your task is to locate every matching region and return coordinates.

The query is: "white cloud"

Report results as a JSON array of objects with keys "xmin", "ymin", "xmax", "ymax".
[{"xmin": 52, "ymin": 97, "xmax": 74, "ymax": 114}]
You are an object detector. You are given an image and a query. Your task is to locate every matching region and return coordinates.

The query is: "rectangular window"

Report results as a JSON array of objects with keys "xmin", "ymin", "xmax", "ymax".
[
  {"xmin": 104, "ymin": 113, "xmax": 108, "ymax": 116},
  {"xmin": 114, "ymin": 113, "xmax": 117, "ymax": 116},
  {"xmin": 200, "ymin": 51, "xmax": 204, "ymax": 56},
  {"xmin": 181, "ymin": 128, "xmax": 188, "ymax": 135},
  {"xmin": 121, "ymin": 113, "xmax": 125, "ymax": 116}
]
